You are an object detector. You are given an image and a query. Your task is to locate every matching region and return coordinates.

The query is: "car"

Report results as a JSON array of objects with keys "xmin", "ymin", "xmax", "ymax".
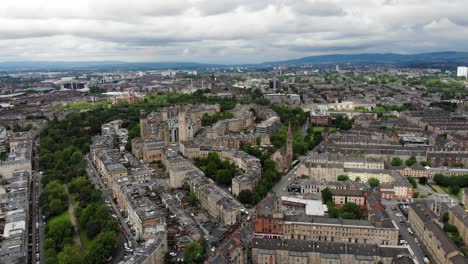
[
  {"xmin": 288, "ymin": 178, "xmax": 291, "ymax": 181},
  {"xmin": 391, "ymin": 206, "xmax": 397, "ymax": 211},
  {"xmin": 414, "ymin": 238, "xmax": 419, "ymax": 243},
  {"xmin": 170, "ymin": 252, "xmax": 177, "ymax": 257},
  {"xmin": 399, "ymin": 240, "xmax": 407, "ymax": 245},
  {"xmin": 423, "ymin": 257, "xmax": 429, "ymax": 263}
]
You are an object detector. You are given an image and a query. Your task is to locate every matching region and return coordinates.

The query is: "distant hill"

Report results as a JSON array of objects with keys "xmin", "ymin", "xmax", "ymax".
[
  {"xmin": 0, "ymin": 61, "xmax": 211, "ymax": 72},
  {"xmin": 263, "ymin": 51, "xmax": 468, "ymax": 66}
]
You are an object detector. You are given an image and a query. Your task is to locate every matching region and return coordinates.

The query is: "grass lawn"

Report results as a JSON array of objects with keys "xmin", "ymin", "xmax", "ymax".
[
  {"xmin": 310, "ymin": 126, "xmax": 337, "ymax": 133},
  {"xmin": 440, "ymin": 186, "xmax": 462, "ymax": 198},
  {"xmin": 49, "ymin": 210, "xmax": 71, "ymax": 225},
  {"xmin": 80, "ymin": 229, "xmax": 94, "ymax": 250},
  {"xmin": 429, "ymin": 184, "xmax": 445, "ymax": 194}
]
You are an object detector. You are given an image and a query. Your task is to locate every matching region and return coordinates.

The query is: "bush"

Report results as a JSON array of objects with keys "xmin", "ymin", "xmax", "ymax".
[
  {"xmin": 337, "ymin": 175, "xmax": 349, "ymax": 181},
  {"xmin": 407, "ymin": 177, "xmax": 417, "ymax": 188},
  {"xmin": 443, "ymin": 223, "xmax": 458, "ymax": 233},
  {"xmin": 390, "ymin": 157, "xmax": 403, "ymax": 166},
  {"xmin": 368, "ymin": 177, "xmax": 380, "ymax": 188}
]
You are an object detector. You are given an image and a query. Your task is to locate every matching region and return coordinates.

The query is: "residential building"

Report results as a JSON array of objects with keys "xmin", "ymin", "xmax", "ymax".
[
  {"xmin": 457, "ymin": 66, "xmax": 468, "ymax": 78},
  {"xmin": 408, "ymin": 202, "xmax": 464, "ymax": 264},
  {"xmin": 252, "ymin": 238, "xmax": 411, "ymax": 264},
  {"xmin": 448, "ymin": 205, "xmax": 468, "ymax": 244}
]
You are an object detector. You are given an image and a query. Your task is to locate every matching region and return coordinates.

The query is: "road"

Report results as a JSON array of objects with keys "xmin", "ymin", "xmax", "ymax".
[
  {"xmin": 85, "ymin": 153, "xmax": 138, "ymax": 249},
  {"xmin": 272, "ymin": 165, "xmax": 298, "ymax": 197},
  {"xmin": 382, "ymin": 200, "xmax": 426, "ymax": 264},
  {"xmin": 32, "ymin": 138, "xmax": 45, "ymax": 264}
]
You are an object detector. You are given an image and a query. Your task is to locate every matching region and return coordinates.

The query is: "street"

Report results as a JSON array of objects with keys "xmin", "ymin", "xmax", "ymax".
[
  {"xmin": 271, "ymin": 164, "xmax": 298, "ymax": 197},
  {"xmin": 85, "ymin": 153, "xmax": 138, "ymax": 249},
  {"xmin": 382, "ymin": 200, "xmax": 426, "ymax": 264}
]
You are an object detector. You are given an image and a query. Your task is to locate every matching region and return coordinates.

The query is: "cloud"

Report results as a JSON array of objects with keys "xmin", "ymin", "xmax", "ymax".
[{"xmin": 0, "ymin": 0, "xmax": 466, "ymax": 63}]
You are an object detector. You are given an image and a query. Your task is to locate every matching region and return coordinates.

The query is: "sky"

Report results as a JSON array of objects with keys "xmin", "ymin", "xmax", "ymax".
[{"xmin": 1, "ymin": 0, "xmax": 467, "ymax": 64}]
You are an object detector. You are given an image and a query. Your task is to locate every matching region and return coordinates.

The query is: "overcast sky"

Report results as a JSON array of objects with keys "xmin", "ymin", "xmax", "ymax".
[{"xmin": 1, "ymin": 0, "xmax": 467, "ymax": 64}]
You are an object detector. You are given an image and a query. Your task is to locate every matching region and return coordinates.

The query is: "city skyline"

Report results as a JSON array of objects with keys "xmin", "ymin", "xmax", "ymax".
[{"xmin": 1, "ymin": 0, "xmax": 468, "ymax": 64}]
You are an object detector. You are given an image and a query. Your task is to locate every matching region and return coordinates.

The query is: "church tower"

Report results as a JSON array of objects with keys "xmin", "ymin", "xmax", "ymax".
[
  {"xmin": 140, "ymin": 110, "xmax": 148, "ymax": 138},
  {"xmin": 178, "ymin": 111, "xmax": 187, "ymax": 142},
  {"xmin": 286, "ymin": 123, "xmax": 293, "ymax": 164}
]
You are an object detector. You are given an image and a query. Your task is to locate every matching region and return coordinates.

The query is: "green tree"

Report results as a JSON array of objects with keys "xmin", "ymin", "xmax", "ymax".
[
  {"xmin": 337, "ymin": 175, "xmax": 349, "ymax": 181},
  {"xmin": 355, "ymin": 177, "xmax": 361, "ymax": 182},
  {"xmin": 322, "ymin": 188, "xmax": 333, "ymax": 204},
  {"xmin": 188, "ymin": 191, "xmax": 198, "ymax": 206},
  {"xmin": 407, "ymin": 177, "xmax": 417, "ymax": 188},
  {"xmin": 341, "ymin": 202, "xmax": 362, "ymax": 219},
  {"xmin": 368, "ymin": 178, "xmax": 380, "ymax": 188},
  {"xmin": 405, "ymin": 156, "xmax": 417, "ymax": 166},
  {"xmin": 46, "ymin": 217, "xmax": 74, "ymax": 251},
  {"xmin": 442, "ymin": 212, "xmax": 449, "ymax": 223},
  {"xmin": 450, "ymin": 186, "xmax": 460, "ymax": 195},
  {"xmin": 412, "ymin": 192, "xmax": 419, "ymax": 198},
  {"xmin": 390, "ymin": 157, "xmax": 403, "ymax": 166},
  {"xmin": 57, "ymin": 244, "xmax": 85, "ymax": 264},
  {"xmin": 86, "ymin": 231, "xmax": 117, "ymax": 264},
  {"xmin": 238, "ymin": 190, "xmax": 254, "ymax": 205},
  {"xmin": 443, "ymin": 223, "xmax": 458, "ymax": 233},
  {"xmin": 184, "ymin": 241, "xmax": 204, "ymax": 264}
]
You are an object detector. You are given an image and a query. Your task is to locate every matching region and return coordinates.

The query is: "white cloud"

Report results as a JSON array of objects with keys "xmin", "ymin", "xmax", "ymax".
[{"xmin": 0, "ymin": 0, "xmax": 466, "ymax": 63}]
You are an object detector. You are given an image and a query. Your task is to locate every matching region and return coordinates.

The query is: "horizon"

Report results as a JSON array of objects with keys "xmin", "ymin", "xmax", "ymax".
[
  {"xmin": 0, "ymin": 50, "xmax": 467, "ymax": 66},
  {"xmin": 1, "ymin": 1, "xmax": 468, "ymax": 64}
]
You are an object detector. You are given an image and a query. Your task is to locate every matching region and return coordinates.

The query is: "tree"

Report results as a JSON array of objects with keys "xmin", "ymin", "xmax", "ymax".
[
  {"xmin": 46, "ymin": 217, "xmax": 73, "ymax": 251},
  {"xmin": 368, "ymin": 177, "xmax": 380, "ymax": 188},
  {"xmin": 390, "ymin": 157, "xmax": 403, "ymax": 166},
  {"xmin": 341, "ymin": 202, "xmax": 361, "ymax": 219},
  {"xmin": 418, "ymin": 177, "xmax": 428, "ymax": 185},
  {"xmin": 86, "ymin": 231, "xmax": 117, "ymax": 264},
  {"xmin": 184, "ymin": 241, "xmax": 204, "ymax": 264},
  {"xmin": 337, "ymin": 175, "xmax": 349, "ymax": 181},
  {"xmin": 322, "ymin": 188, "xmax": 333, "ymax": 204},
  {"xmin": 57, "ymin": 244, "xmax": 85, "ymax": 264},
  {"xmin": 355, "ymin": 177, "xmax": 361, "ymax": 182},
  {"xmin": 405, "ymin": 156, "xmax": 417, "ymax": 166},
  {"xmin": 188, "ymin": 191, "xmax": 198, "ymax": 206},
  {"xmin": 238, "ymin": 190, "xmax": 253, "ymax": 205},
  {"xmin": 443, "ymin": 223, "xmax": 458, "ymax": 233},
  {"xmin": 412, "ymin": 192, "xmax": 419, "ymax": 198},
  {"xmin": 442, "ymin": 212, "xmax": 449, "ymax": 223},
  {"xmin": 450, "ymin": 186, "xmax": 460, "ymax": 195},
  {"xmin": 407, "ymin": 177, "xmax": 417, "ymax": 188},
  {"xmin": 420, "ymin": 161, "xmax": 431, "ymax": 166}
]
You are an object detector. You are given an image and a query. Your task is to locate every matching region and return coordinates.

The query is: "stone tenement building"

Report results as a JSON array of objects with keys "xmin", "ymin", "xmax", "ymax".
[
  {"xmin": 251, "ymin": 238, "xmax": 412, "ymax": 264},
  {"xmin": 0, "ymin": 171, "xmax": 31, "ymax": 264},
  {"xmin": 205, "ymin": 105, "xmax": 255, "ymax": 138},
  {"xmin": 161, "ymin": 149, "xmax": 245, "ymax": 226},
  {"xmin": 448, "ymin": 205, "xmax": 468, "ymax": 245},
  {"xmin": 185, "ymin": 170, "xmax": 244, "ymax": 225},
  {"xmin": 179, "ymin": 142, "xmax": 262, "ymax": 196},
  {"xmin": 0, "ymin": 132, "xmax": 32, "ymax": 178},
  {"xmin": 254, "ymin": 196, "xmax": 398, "ymax": 246},
  {"xmin": 408, "ymin": 202, "xmax": 465, "ymax": 264},
  {"xmin": 139, "ymin": 104, "xmax": 220, "ymax": 144},
  {"xmin": 131, "ymin": 138, "xmax": 165, "ymax": 163},
  {"xmin": 296, "ymin": 152, "xmax": 401, "ymax": 183}
]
